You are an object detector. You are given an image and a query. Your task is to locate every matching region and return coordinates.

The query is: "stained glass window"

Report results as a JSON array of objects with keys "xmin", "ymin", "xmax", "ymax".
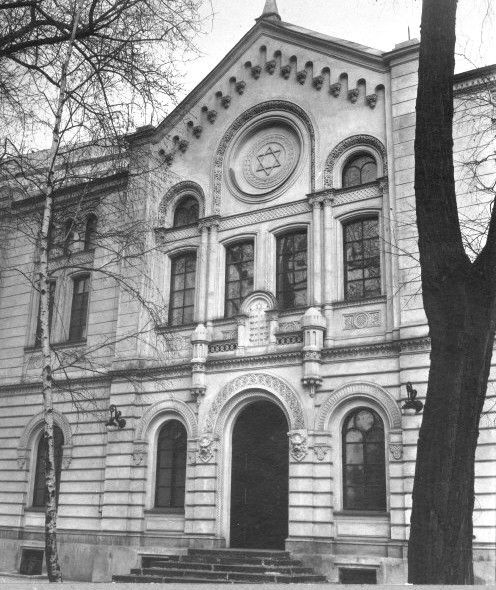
[
  {"xmin": 225, "ymin": 241, "xmax": 254, "ymax": 317},
  {"xmin": 342, "ymin": 408, "xmax": 386, "ymax": 511},
  {"xmin": 344, "ymin": 217, "xmax": 380, "ymax": 300},
  {"xmin": 155, "ymin": 420, "xmax": 187, "ymax": 510},
  {"xmin": 168, "ymin": 252, "xmax": 196, "ymax": 326},
  {"xmin": 276, "ymin": 231, "xmax": 307, "ymax": 310},
  {"xmin": 342, "ymin": 154, "xmax": 377, "ymax": 188}
]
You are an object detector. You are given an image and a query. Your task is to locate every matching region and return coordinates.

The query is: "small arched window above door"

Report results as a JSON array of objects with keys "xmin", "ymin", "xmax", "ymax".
[
  {"xmin": 173, "ymin": 196, "xmax": 199, "ymax": 227},
  {"xmin": 342, "ymin": 154, "xmax": 377, "ymax": 188},
  {"xmin": 32, "ymin": 425, "xmax": 64, "ymax": 507},
  {"xmin": 342, "ymin": 407, "xmax": 386, "ymax": 511},
  {"xmin": 155, "ymin": 420, "xmax": 187, "ymax": 510}
]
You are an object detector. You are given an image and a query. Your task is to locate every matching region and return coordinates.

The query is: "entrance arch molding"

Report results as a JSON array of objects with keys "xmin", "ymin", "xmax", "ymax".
[{"xmin": 206, "ymin": 373, "xmax": 305, "ymax": 546}]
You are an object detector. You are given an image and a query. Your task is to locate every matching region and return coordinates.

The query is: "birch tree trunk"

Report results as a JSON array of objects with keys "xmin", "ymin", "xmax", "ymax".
[
  {"xmin": 38, "ymin": 1, "xmax": 84, "ymax": 580},
  {"xmin": 408, "ymin": 0, "xmax": 496, "ymax": 583}
]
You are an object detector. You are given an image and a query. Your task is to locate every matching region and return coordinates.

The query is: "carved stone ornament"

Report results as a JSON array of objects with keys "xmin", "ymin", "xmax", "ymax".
[
  {"xmin": 329, "ymin": 82, "xmax": 341, "ymax": 97},
  {"xmin": 366, "ymin": 93, "xmax": 378, "ymax": 109},
  {"xmin": 389, "ymin": 443, "xmax": 403, "ymax": 460},
  {"xmin": 178, "ymin": 139, "xmax": 189, "ymax": 152},
  {"xmin": 212, "ymin": 100, "xmax": 315, "ymax": 212},
  {"xmin": 251, "ymin": 65, "xmax": 262, "ymax": 79},
  {"xmin": 288, "ymin": 430, "xmax": 308, "ymax": 462},
  {"xmin": 221, "ymin": 95, "xmax": 232, "ymax": 109},
  {"xmin": 192, "ymin": 125, "xmax": 203, "ymax": 138},
  {"xmin": 296, "ymin": 70, "xmax": 307, "ymax": 85},
  {"xmin": 281, "ymin": 65, "xmax": 291, "ymax": 79},
  {"xmin": 312, "ymin": 75, "xmax": 324, "ymax": 90},
  {"xmin": 207, "ymin": 109, "xmax": 218, "ymax": 124},
  {"xmin": 265, "ymin": 60, "xmax": 276, "ymax": 75},
  {"xmin": 235, "ymin": 80, "xmax": 246, "ymax": 95},
  {"xmin": 131, "ymin": 441, "xmax": 148, "ymax": 465},
  {"xmin": 348, "ymin": 88, "xmax": 359, "ymax": 103},
  {"xmin": 313, "ymin": 445, "xmax": 330, "ymax": 461},
  {"xmin": 343, "ymin": 310, "xmax": 381, "ymax": 331},
  {"xmin": 198, "ymin": 435, "xmax": 216, "ymax": 463}
]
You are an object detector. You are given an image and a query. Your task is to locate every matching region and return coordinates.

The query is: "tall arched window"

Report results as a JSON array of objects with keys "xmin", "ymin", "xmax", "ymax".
[
  {"xmin": 173, "ymin": 196, "xmax": 199, "ymax": 227},
  {"xmin": 32, "ymin": 425, "xmax": 64, "ymax": 507},
  {"xmin": 84, "ymin": 214, "xmax": 97, "ymax": 251},
  {"xmin": 276, "ymin": 230, "xmax": 307, "ymax": 310},
  {"xmin": 342, "ymin": 408, "xmax": 386, "ymax": 511},
  {"xmin": 168, "ymin": 252, "xmax": 196, "ymax": 326},
  {"xmin": 342, "ymin": 154, "xmax": 377, "ymax": 188},
  {"xmin": 155, "ymin": 420, "xmax": 187, "ymax": 510}
]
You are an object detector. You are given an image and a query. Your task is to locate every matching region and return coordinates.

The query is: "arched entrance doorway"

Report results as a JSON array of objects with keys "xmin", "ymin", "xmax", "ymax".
[{"xmin": 230, "ymin": 400, "xmax": 289, "ymax": 549}]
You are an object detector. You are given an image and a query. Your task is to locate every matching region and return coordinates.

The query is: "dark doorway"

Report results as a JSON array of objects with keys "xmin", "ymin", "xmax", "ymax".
[{"xmin": 230, "ymin": 400, "xmax": 289, "ymax": 549}]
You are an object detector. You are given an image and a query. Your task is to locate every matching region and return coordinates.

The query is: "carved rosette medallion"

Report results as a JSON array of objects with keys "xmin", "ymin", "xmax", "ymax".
[{"xmin": 227, "ymin": 120, "xmax": 302, "ymax": 201}]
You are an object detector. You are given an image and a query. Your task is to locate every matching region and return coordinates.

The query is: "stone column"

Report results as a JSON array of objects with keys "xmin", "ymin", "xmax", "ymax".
[
  {"xmin": 207, "ymin": 218, "xmax": 220, "ymax": 321},
  {"xmin": 322, "ymin": 195, "xmax": 333, "ymax": 304},
  {"xmin": 311, "ymin": 198, "xmax": 322, "ymax": 306},
  {"xmin": 196, "ymin": 223, "xmax": 209, "ymax": 323}
]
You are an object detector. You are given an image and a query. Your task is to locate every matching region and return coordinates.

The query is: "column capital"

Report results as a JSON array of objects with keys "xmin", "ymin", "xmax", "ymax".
[
  {"xmin": 198, "ymin": 215, "xmax": 221, "ymax": 231},
  {"xmin": 306, "ymin": 188, "xmax": 334, "ymax": 207}
]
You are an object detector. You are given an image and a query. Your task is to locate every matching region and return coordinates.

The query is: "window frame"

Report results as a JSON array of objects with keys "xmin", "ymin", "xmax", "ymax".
[
  {"xmin": 68, "ymin": 273, "xmax": 91, "ymax": 343},
  {"xmin": 342, "ymin": 215, "xmax": 382, "ymax": 302},
  {"xmin": 341, "ymin": 406, "xmax": 387, "ymax": 512},
  {"xmin": 275, "ymin": 229, "xmax": 308, "ymax": 311},
  {"xmin": 224, "ymin": 240, "xmax": 255, "ymax": 318},
  {"xmin": 168, "ymin": 250, "xmax": 197, "ymax": 327},
  {"xmin": 153, "ymin": 419, "xmax": 187, "ymax": 512}
]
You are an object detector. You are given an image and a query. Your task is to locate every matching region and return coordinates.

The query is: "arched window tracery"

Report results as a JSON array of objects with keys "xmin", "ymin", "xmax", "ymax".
[
  {"xmin": 173, "ymin": 196, "xmax": 199, "ymax": 227},
  {"xmin": 342, "ymin": 153, "xmax": 377, "ymax": 188}
]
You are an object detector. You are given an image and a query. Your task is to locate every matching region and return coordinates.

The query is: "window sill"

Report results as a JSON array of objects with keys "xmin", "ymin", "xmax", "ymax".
[
  {"xmin": 24, "ymin": 507, "xmax": 45, "ymax": 513},
  {"xmin": 24, "ymin": 340, "xmax": 86, "ymax": 353},
  {"xmin": 331, "ymin": 295, "xmax": 386, "ymax": 310},
  {"xmin": 334, "ymin": 510, "xmax": 389, "ymax": 517},
  {"xmin": 144, "ymin": 508, "xmax": 185, "ymax": 515},
  {"xmin": 156, "ymin": 323, "xmax": 196, "ymax": 334}
]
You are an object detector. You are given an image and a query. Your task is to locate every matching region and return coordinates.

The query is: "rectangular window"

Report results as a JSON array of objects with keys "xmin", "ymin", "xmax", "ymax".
[
  {"xmin": 276, "ymin": 230, "xmax": 307, "ymax": 310},
  {"xmin": 225, "ymin": 241, "xmax": 254, "ymax": 317},
  {"xmin": 34, "ymin": 281, "xmax": 56, "ymax": 347},
  {"xmin": 68, "ymin": 275, "xmax": 90, "ymax": 342},
  {"xmin": 344, "ymin": 217, "xmax": 381, "ymax": 301},
  {"xmin": 20, "ymin": 549, "xmax": 44, "ymax": 575},
  {"xmin": 339, "ymin": 568, "xmax": 377, "ymax": 584},
  {"xmin": 168, "ymin": 252, "xmax": 196, "ymax": 326}
]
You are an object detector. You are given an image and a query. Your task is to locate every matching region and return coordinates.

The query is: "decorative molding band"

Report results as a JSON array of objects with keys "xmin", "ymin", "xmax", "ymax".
[
  {"xmin": 343, "ymin": 310, "xmax": 382, "ymax": 330},
  {"xmin": 316, "ymin": 381, "xmax": 402, "ymax": 431},
  {"xmin": 212, "ymin": 101, "xmax": 315, "ymax": 214},
  {"xmin": 134, "ymin": 399, "xmax": 198, "ymax": 440},
  {"xmin": 204, "ymin": 372, "xmax": 306, "ymax": 433},
  {"xmin": 324, "ymin": 135, "xmax": 388, "ymax": 189}
]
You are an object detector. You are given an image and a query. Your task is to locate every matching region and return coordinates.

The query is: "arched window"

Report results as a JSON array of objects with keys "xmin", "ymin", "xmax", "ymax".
[
  {"xmin": 155, "ymin": 420, "xmax": 187, "ymax": 510},
  {"xmin": 84, "ymin": 214, "xmax": 97, "ymax": 251},
  {"xmin": 169, "ymin": 252, "xmax": 196, "ymax": 326},
  {"xmin": 63, "ymin": 218, "xmax": 75, "ymax": 253},
  {"xmin": 173, "ymin": 196, "xmax": 199, "ymax": 227},
  {"xmin": 32, "ymin": 425, "xmax": 64, "ymax": 507},
  {"xmin": 342, "ymin": 408, "xmax": 386, "ymax": 511},
  {"xmin": 342, "ymin": 154, "xmax": 377, "ymax": 188},
  {"xmin": 343, "ymin": 217, "xmax": 380, "ymax": 300}
]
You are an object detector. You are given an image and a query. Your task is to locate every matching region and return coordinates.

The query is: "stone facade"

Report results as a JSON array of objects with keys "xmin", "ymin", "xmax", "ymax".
[{"xmin": 0, "ymin": 7, "xmax": 495, "ymax": 584}]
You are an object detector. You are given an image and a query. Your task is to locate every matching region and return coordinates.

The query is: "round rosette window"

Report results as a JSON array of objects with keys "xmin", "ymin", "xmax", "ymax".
[{"xmin": 227, "ymin": 120, "xmax": 302, "ymax": 200}]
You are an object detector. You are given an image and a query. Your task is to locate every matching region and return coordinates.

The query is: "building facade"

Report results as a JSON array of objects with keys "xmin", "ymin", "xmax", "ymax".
[{"xmin": 0, "ymin": 1, "xmax": 495, "ymax": 583}]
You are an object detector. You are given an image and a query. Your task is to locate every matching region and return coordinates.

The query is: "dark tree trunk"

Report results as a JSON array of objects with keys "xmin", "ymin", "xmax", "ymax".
[{"xmin": 409, "ymin": 0, "xmax": 496, "ymax": 583}]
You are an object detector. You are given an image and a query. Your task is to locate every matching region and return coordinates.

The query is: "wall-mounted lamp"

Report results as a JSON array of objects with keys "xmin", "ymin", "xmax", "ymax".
[
  {"xmin": 106, "ymin": 404, "xmax": 126, "ymax": 429},
  {"xmin": 402, "ymin": 382, "xmax": 423, "ymax": 414}
]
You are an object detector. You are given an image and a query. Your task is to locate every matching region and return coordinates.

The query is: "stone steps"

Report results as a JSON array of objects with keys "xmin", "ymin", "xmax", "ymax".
[{"xmin": 113, "ymin": 548, "xmax": 327, "ymax": 584}]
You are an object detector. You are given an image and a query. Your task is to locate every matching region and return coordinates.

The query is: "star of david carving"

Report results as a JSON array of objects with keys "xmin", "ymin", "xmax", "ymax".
[{"xmin": 256, "ymin": 145, "xmax": 282, "ymax": 176}]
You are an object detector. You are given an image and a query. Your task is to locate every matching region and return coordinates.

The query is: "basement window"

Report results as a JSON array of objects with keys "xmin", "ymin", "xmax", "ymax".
[
  {"xmin": 339, "ymin": 568, "xmax": 377, "ymax": 584},
  {"xmin": 19, "ymin": 549, "xmax": 44, "ymax": 575}
]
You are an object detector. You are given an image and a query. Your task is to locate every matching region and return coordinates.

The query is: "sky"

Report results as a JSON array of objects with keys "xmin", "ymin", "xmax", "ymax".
[{"xmin": 177, "ymin": 0, "xmax": 496, "ymax": 99}]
